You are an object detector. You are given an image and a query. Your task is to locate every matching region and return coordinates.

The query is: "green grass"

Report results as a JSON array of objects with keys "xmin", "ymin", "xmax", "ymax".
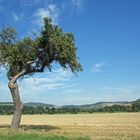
[{"xmin": 0, "ymin": 133, "xmax": 90, "ymax": 140}]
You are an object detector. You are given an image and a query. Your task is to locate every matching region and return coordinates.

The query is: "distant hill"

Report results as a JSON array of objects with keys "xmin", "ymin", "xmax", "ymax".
[
  {"xmin": 24, "ymin": 102, "xmax": 56, "ymax": 108},
  {"xmin": 62, "ymin": 101, "xmax": 132, "ymax": 109},
  {"xmin": 0, "ymin": 100, "xmax": 135, "ymax": 109},
  {"xmin": 0, "ymin": 102, "xmax": 13, "ymax": 105}
]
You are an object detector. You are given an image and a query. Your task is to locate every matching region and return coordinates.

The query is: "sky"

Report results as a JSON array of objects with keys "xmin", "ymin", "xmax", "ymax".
[{"xmin": 0, "ymin": 0, "xmax": 140, "ymax": 105}]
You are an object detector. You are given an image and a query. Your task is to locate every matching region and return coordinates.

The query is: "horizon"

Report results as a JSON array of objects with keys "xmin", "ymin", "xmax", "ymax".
[
  {"xmin": 0, "ymin": 98, "xmax": 138, "ymax": 106},
  {"xmin": 0, "ymin": 0, "xmax": 140, "ymax": 105}
]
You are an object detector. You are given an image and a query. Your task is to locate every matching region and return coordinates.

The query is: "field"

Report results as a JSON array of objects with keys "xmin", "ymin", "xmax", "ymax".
[{"xmin": 0, "ymin": 113, "xmax": 140, "ymax": 140}]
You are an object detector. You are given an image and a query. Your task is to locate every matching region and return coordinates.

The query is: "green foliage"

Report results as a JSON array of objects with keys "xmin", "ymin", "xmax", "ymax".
[
  {"xmin": 132, "ymin": 99, "xmax": 140, "ymax": 112},
  {"xmin": 0, "ymin": 104, "xmax": 134, "ymax": 115},
  {"xmin": 0, "ymin": 17, "xmax": 82, "ymax": 78},
  {"xmin": 0, "ymin": 105, "xmax": 13, "ymax": 115},
  {"xmin": 97, "ymin": 105, "xmax": 132, "ymax": 113}
]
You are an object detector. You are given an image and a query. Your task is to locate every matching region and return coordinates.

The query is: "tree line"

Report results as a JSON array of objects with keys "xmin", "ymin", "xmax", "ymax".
[{"xmin": 0, "ymin": 100, "xmax": 140, "ymax": 115}]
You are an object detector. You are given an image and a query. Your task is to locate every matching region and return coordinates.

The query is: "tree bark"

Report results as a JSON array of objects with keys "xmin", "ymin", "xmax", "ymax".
[
  {"xmin": 7, "ymin": 61, "xmax": 42, "ymax": 131},
  {"xmin": 8, "ymin": 81, "xmax": 23, "ymax": 131},
  {"xmin": 8, "ymin": 70, "xmax": 26, "ymax": 131}
]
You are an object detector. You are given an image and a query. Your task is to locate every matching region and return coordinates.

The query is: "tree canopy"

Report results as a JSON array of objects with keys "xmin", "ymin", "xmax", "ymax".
[{"xmin": 0, "ymin": 17, "xmax": 82, "ymax": 79}]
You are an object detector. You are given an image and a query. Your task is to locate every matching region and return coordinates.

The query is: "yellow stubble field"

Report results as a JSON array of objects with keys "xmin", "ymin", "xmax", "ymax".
[{"xmin": 0, "ymin": 113, "xmax": 140, "ymax": 140}]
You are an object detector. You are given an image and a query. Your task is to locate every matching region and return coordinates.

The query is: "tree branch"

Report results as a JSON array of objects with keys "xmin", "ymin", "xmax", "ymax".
[
  {"xmin": 10, "ymin": 70, "xmax": 26, "ymax": 84},
  {"xmin": 0, "ymin": 33, "xmax": 5, "ymax": 41},
  {"xmin": 25, "ymin": 61, "xmax": 34, "ymax": 72},
  {"xmin": 9, "ymin": 61, "xmax": 34, "ymax": 84},
  {"xmin": 9, "ymin": 61, "xmax": 46, "ymax": 85}
]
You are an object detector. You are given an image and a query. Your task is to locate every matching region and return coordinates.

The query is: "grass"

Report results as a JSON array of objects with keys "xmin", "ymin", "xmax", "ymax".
[
  {"xmin": 0, "ymin": 113, "xmax": 140, "ymax": 140},
  {"xmin": 0, "ymin": 133, "xmax": 90, "ymax": 140}
]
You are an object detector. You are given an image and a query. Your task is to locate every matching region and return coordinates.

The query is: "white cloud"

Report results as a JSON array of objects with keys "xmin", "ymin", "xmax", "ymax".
[
  {"xmin": 62, "ymin": 83, "xmax": 78, "ymax": 89},
  {"xmin": 0, "ymin": 67, "xmax": 6, "ymax": 78},
  {"xmin": 91, "ymin": 63, "xmax": 105, "ymax": 73},
  {"xmin": 32, "ymin": 0, "xmax": 84, "ymax": 27},
  {"xmin": 71, "ymin": 0, "xmax": 83, "ymax": 9},
  {"xmin": 19, "ymin": 68, "xmax": 73, "ymax": 94},
  {"xmin": 90, "ymin": 85, "xmax": 140, "ymax": 98},
  {"xmin": 22, "ymin": 79, "xmax": 66, "ymax": 91},
  {"xmin": 34, "ymin": 4, "xmax": 59, "ymax": 26},
  {"xmin": 0, "ymin": 68, "xmax": 78, "ymax": 104},
  {"xmin": 12, "ymin": 12, "xmax": 19, "ymax": 21},
  {"xmin": 20, "ymin": 0, "xmax": 40, "ymax": 6},
  {"xmin": 64, "ymin": 89, "xmax": 83, "ymax": 94},
  {"xmin": 0, "ymin": 82, "xmax": 11, "ymax": 101}
]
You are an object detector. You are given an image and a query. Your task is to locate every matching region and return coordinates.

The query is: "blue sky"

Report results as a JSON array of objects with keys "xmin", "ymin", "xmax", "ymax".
[{"xmin": 0, "ymin": 0, "xmax": 140, "ymax": 105}]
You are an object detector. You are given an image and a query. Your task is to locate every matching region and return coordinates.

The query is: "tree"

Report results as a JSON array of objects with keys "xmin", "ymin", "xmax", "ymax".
[
  {"xmin": 132, "ymin": 99, "xmax": 140, "ymax": 112},
  {"xmin": 0, "ymin": 17, "xmax": 82, "ymax": 131}
]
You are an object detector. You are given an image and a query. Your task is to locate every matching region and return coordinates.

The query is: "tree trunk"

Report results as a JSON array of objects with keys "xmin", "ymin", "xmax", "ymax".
[{"xmin": 8, "ymin": 81, "xmax": 23, "ymax": 131}]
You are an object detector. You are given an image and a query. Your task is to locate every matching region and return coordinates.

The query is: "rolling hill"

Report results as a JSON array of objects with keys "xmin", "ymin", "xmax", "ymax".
[{"xmin": 0, "ymin": 100, "xmax": 134, "ymax": 109}]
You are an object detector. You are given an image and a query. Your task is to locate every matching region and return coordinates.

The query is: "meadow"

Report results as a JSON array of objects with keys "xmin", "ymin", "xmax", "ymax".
[{"xmin": 0, "ymin": 113, "xmax": 140, "ymax": 140}]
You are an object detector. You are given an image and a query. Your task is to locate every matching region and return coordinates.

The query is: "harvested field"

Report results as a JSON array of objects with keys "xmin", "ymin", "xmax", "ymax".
[{"xmin": 0, "ymin": 113, "xmax": 140, "ymax": 140}]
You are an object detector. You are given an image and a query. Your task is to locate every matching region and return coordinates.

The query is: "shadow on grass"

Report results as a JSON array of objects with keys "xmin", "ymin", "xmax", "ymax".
[
  {"xmin": 0, "ymin": 125, "xmax": 60, "ymax": 131},
  {"xmin": 21, "ymin": 125, "xmax": 60, "ymax": 131}
]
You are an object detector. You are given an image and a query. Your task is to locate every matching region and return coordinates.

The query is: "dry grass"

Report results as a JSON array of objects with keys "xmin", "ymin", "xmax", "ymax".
[{"xmin": 0, "ymin": 113, "xmax": 140, "ymax": 140}]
